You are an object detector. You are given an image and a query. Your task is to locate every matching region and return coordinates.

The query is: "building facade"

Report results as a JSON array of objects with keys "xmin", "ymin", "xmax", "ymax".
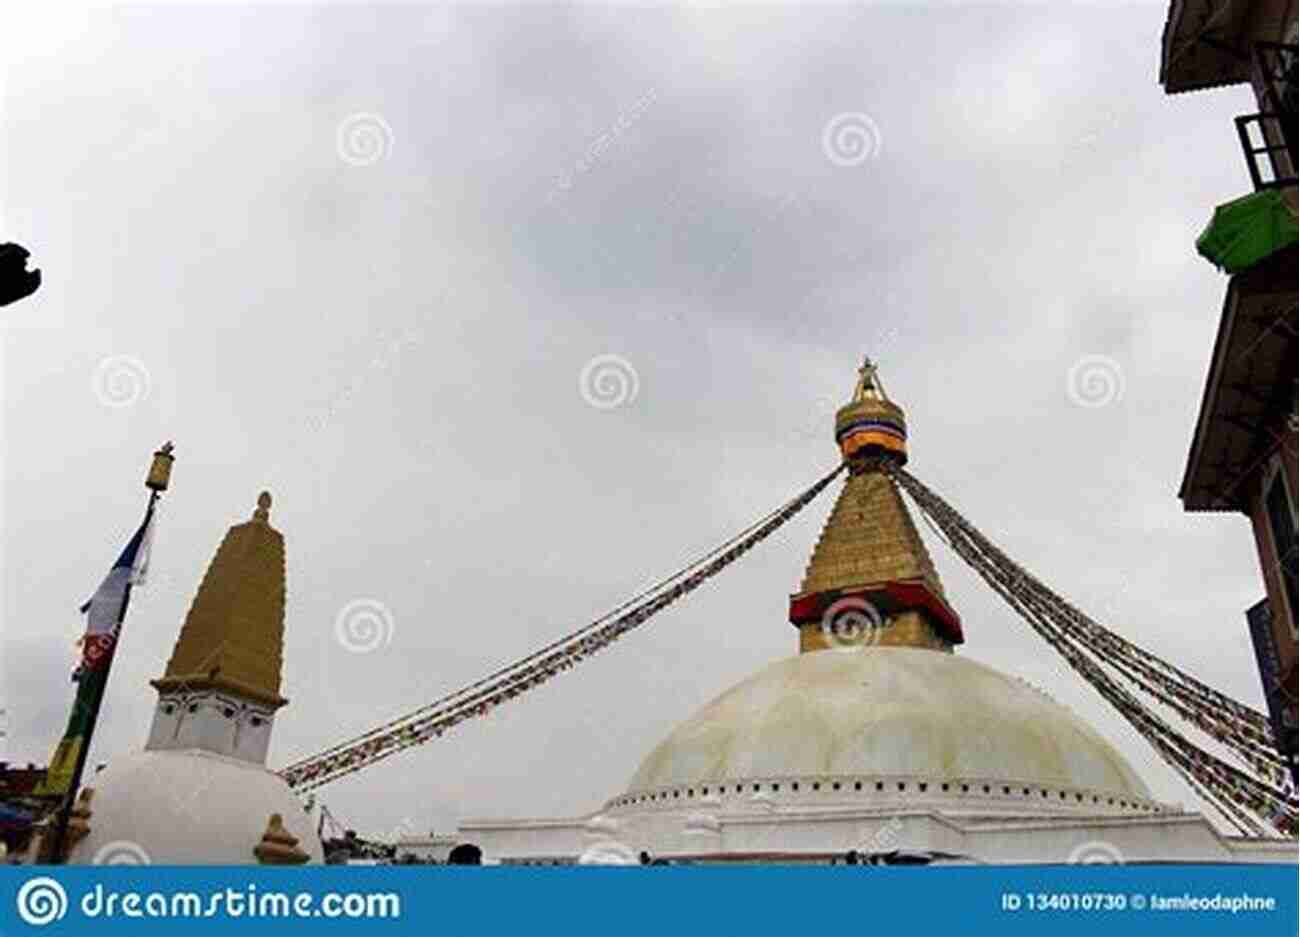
[{"xmin": 1159, "ymin": 0, "xmax": 1299, "ymax": 777}]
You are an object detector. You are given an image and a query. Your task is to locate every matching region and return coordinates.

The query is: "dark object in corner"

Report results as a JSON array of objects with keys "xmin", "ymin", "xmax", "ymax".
[
  {"xmin": 447, "ymin": 842, "xmax": 482, "ymax": 865},
  {"xmin": 0, "ymin": 243, "xmax": 41, "ymax": 307}
]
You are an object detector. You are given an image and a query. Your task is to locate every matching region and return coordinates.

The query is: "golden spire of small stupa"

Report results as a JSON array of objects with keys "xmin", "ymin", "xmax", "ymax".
[
  {"xmin": 151, "ymin": 492, "xmax": 289, "ymax": 708},
  {"xmin": 789, "ymin": 359, "xmax": 963, "ymax": 653}
]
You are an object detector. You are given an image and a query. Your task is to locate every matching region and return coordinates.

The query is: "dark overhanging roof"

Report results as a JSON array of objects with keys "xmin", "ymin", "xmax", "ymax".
[
  {"xmin": 1180, "ymin": 245, "xmax": 1298, "ymax": 511},
  {"xmin": 1159, "ymin": 0, "xmax": 1299, "ymax": 94}
]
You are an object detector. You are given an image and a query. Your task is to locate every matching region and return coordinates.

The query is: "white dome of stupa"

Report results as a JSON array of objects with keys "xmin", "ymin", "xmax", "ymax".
[
  {"xmin": 602, "ymin": 366, "xmax": 1159, "ymax": 822},
  {"xmin": 610, "ymin": 647, "xmax": 1158, "ymax": 818},
  {"xmin": 67, "ymin": 748, "xmax": 322, "ymax": 865}
]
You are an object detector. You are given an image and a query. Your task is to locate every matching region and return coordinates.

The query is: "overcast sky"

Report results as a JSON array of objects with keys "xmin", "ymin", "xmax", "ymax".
[{"xmin": 2, "ymin": 2, "xmax": 1272, "ymax": 839}]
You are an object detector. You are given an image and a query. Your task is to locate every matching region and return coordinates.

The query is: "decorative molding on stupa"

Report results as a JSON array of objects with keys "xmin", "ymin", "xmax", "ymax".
[{"xmin": 253, "ymin": 812, "xmax": 311, "ymax": 865}]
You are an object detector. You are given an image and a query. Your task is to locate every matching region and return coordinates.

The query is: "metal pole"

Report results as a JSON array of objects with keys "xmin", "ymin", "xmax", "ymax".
[{"xmin": 45, "ymin": 486, "xmax": 161, "ymax": 863}]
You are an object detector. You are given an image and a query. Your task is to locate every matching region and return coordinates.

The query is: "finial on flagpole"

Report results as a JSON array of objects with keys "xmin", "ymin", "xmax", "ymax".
[{"xmin": 146, "ymin": 442, "xmax": 176, "ymax": 492}]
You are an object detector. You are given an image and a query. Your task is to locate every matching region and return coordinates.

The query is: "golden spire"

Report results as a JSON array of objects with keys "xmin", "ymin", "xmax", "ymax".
[
  {"xmin": 151, "ymin": 492, "xmax": 289, "ymax": 708},
  {"xmin": 797, "ymin": 471, "xmax": 947, "ymax": 599},
  {"xmin": 789, "ymin": 359, "xmax": 963, "ymax": 652},
  {"xmin": 834, "ymin": 356, "xmax": 909, "ymax": 465}
]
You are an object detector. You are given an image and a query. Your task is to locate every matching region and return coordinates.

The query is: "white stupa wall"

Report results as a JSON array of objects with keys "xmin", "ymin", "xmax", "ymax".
[{"xmin": 459, "ymin": 807, "xmax": 1297, "ymax": 865}]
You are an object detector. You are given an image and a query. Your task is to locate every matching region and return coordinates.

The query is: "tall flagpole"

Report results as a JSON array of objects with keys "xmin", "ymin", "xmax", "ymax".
[{"xmin": 45, "ymin": 443, "xmax": 175, "ymax": 864}]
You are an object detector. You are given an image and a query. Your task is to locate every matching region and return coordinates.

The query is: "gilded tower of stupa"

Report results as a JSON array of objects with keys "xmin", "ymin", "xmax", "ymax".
[
  {"xmin": 788, "ymin": 359, "xmax": 963, "ymax": 652},
  {"xmin": 150, "ymin": 491, "xmax": 290, "ymax": 721}
]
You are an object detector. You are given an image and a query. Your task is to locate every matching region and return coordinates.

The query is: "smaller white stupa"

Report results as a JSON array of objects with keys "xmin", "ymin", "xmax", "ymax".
[{"xmin": 62, "ymin": 492, "xmax": 321, "ymax": 865}]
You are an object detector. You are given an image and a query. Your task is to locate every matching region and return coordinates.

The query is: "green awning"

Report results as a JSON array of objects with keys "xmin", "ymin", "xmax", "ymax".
[{"xmin": 1196, "ymin": 189, "xmax": 1299, "ymax": 274}]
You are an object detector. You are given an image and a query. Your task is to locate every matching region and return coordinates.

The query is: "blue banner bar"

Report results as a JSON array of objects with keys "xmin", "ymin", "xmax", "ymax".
[{"xmin": 2, "ymin": 864, "xmax": 1296, "ymax": 937}]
